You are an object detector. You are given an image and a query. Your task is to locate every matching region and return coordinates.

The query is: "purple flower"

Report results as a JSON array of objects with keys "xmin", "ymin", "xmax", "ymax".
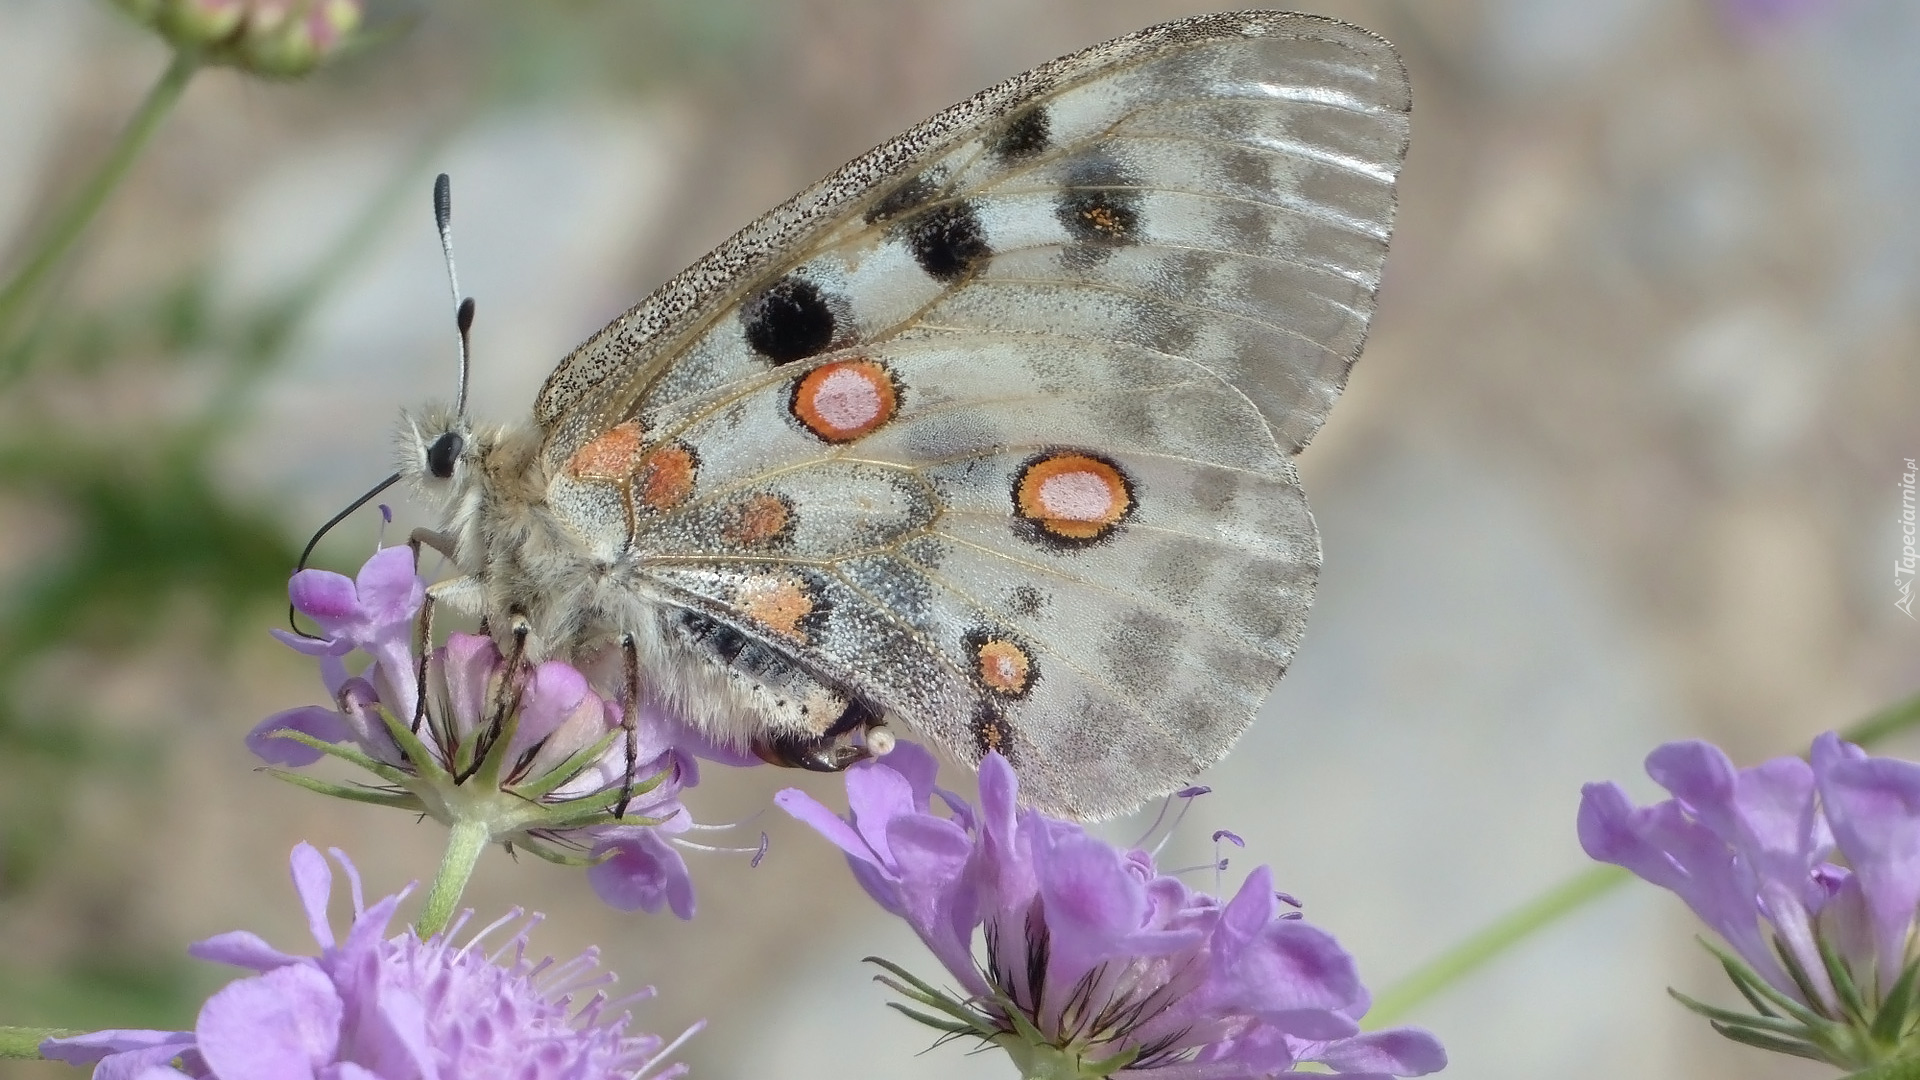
[
  {"xmin": 42, "ymin": 843, "xmax": 695, "ymax": 1079},
  {"xmin": 270, "ymin": 544, "xmax": 424, "ymax": 722},
  {"xmin": 253, "ymin": 550, "xmax": 753, "ymax": 919},
  {"xmin": 1580, "ymin": 732, "xmax": 1920, "ymax": 1068},
  {"xmin": 777, "ymin": 744, "xmax": 1446, "ymax": 1079}
]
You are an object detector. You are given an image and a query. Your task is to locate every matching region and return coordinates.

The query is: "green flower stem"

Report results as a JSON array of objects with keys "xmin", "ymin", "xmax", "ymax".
[
  {"xmin": 1364, "ymin": 864, "xmax": 1630, "ymax": 1028},
  {"xmin": 1366, "ymin": 688, "xmax": 1920, "ymax": 1029},
  {"xmin": 0, "ymin": 1026, "xmax": 82, "ymax": 1059},
  {"xmin": 0, "ymin": 49, "xmax": 201, "ymax": 341},
  {"xmin": 415, "ymin": 817, "xmax": 489, "ymax": 939}
]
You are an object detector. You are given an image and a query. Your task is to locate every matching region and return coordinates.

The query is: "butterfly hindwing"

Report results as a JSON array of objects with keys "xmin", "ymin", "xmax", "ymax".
[{"xmin": 535, "ymin": 12, "xmax": 1409, "ymax": 816}]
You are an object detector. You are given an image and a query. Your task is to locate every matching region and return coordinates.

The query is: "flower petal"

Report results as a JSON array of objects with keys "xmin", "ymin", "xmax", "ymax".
[
  {"xmin": 40, "ymin": 1030, "xmax": 195, "ymax": 1065},
  {"xmin": 590, "ymin": 829, "xmax": 696, "ymax": 919},
  {"xmin": 1312, "ymin": 1027, "xmax": 1449, "ymax": 1075},
  {"xmin": 289, "ymin": 843, "xmax": 336, "ymax": 951},
  {"xmin": 287, "ymin": 569, "xmax": 359, "ymax": 625},
  {"xmin": 195, "ymin": 963, "xmax": 344, "ymax": 1080},
  {"xmin": 248, "ymin": 707, "xmax": 351, "ymax": 766},
  {"xmin": 351, "ymin": 546, "xmax": 424, "ymax": 625},
  {"xmin": 189, "ymin": 930, "xmax": 301, "ymax": 973},
  {"xmin": 1814, "ymin": 734, "xmax": 1920, "ymax": 992}
]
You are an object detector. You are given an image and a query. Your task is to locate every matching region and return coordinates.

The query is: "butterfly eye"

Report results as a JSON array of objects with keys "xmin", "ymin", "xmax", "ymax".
[{"xmin": 426, "ymin": 431, "xmax": 464, "ymax": 479}]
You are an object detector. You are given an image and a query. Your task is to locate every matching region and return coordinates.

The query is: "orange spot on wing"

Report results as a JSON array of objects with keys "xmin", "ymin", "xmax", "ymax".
[
  {"xmin": 723, "ymin": 493, "xmax": 793, "ymax": 547},
  {"xmin": 976, "ymin": 640, "xmax": 1031, "ymax": 694},
  {"xmin": 736, "ymin": 575, "xmax": 815, "ymax": 641},
  {"xmin": 565, "ymin": 420, "xmax": 646, "ymax": 481},
  {"xmin": 637, "ymin": 444, "xmax": 698, "ymax": 511},
  {"xmin": 791, "ymin": 359, "xmax": 898, "ymax": 443},
  {"xmin": 1015, "ymin": 453, "xmax": 1131, "ymax": 540}
]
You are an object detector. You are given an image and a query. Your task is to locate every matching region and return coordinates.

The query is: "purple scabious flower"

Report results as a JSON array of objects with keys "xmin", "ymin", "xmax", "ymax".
[
  {"xmin": 41, "ymin": 843, "xmax": 696, "ymax": 1079},
  {"xmin": 776, "ymin": 744, "xmax": 1446, "ymax": 1079},
  {"xmin": 254, "ymin": 549, "xmax": 749, "ymax": 919},
  {"xmin": 1579, "ymin": 732, "xmax": 1920, "ymax": 1069}
]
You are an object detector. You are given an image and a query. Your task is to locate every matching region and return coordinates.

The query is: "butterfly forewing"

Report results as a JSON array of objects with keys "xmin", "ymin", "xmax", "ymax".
[{"xmin": 534, "ymin": 12, "xmax": 1409, "ymax": 817}]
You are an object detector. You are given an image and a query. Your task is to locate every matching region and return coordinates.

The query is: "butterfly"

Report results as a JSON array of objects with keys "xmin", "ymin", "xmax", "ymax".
[{"xmin": 397, "ymin": 11, "xmax": 1410, "ymax": 819}]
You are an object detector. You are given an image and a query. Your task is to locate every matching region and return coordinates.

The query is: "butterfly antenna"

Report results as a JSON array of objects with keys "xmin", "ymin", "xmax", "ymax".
[
  {"xmin": 287, "ymin": 470, "xmax": 403, "ymax": 634},
  {"xmin": 433, "ymin": 172, "xmax": 474, "ymax": 417}
]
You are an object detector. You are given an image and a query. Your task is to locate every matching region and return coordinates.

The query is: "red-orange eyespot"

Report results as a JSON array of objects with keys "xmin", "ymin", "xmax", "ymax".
[
  {"xmin": 976, "ymin": 640, "xmax": 1031, "ymax": 695},
  {"xmin": 1014, "ymin": 452, "xmax": 1133, "ymax": 542},
  {"xmin": 791, "ymin": 359, "xmax": 899, "ymax": 443}
]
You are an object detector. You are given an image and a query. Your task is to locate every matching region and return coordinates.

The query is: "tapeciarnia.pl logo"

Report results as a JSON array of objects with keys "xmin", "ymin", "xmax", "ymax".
[{"xmin": 1899, "ymin": 458, "xmax": 1917, "ymax": 619}]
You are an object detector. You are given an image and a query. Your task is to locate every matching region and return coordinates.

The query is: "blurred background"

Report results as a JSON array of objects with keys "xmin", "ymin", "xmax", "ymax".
[{"xmin": 0, "ymin": 0, "xmax": 1915, "ymax": 1076}]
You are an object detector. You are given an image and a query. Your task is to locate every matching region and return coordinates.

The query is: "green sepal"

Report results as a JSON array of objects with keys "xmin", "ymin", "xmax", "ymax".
[
  {"xmin": 885, "ymin": 1002, "xmax": 984, "ymax": 1036},
  {"xmin": 1708, "ymin": 1019, "xmax": 1833, "ymax": 1062},
  {"xmin": 264, "ymin": 729, "xmax": 411, "ymax": 787},
  {"xmin": 1079, "ymin": 1045, "xmax": 1142, "ymax": 1077},
  {"xmin": 1699, "ymin": 938, "xmax": 1825, "ymax": 1027},
  {"xmin": 864, "ymin": 956, "xmax": 993, "ymax": 1031},
  {"xmin": 514, "ymin": 729, "xmax": 659, "ymax": 803},
  {"xmin": 1871, "ymin": 959, "xmax": 1920, "ymax": 1046},
  {"xmin": 528, "ymin": 795, "xmax": 666, "ymax": 833},
  {"xmin": 262, "ymin": 768, "xmax": 421, "ymax": 810},
  {"xmin": 1668, "ymin": 987, "xmax": 1819, "ymax": 1038},
  {"xmin": 376, "ymin": 706, "xmax": 452, "ymax": 786},
  {"xmin": 1822, "ymin": 929, "xmax": 1872, "ymax": 1027},
  {"xmin": 1846, "ymin": 1053, "xmax": 1920, "ymax": 1080},
  {"xmin": 1772, "ymin": 933, "xmax": 1835, "ymax": 1021}
]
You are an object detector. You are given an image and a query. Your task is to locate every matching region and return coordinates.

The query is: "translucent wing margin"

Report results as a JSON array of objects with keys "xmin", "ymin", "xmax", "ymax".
[{"xmin": 535, "ymin": 11, "xmax": 1409, "ymax": 449}]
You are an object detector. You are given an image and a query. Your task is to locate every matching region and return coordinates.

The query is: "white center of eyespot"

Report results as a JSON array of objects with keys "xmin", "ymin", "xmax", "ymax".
[
  {"xmin": 812, "ymin": 368, "xmax": 882, "ymax": 431},
  {"xmin": 1036, "ymin": 471, "xmax": 1112, "ymax": 520},
  {"xmin": 990, "ymin": 654, "xmax": 1019, "ymax": 681}
]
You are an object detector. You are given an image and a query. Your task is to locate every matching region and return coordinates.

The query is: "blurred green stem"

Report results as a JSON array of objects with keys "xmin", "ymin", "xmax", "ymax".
[
  {"xmin": 0, "ymin": 50, "xmax": 200, "ymax": 343},
  {"xmin": 415, "ymin": 818, "xmax": 489, "ymax": 939},
  {"xmin": 0, "ymin": 1026, "xmax": 82, "ymax": 1059},
  {"xmin": 1365, "ymin": 865, "xmax": 1630, "ymax": 1028},
  {"xmin": 1365, "ymin": 688, "xmax": 1920, "ymax": 1029}
]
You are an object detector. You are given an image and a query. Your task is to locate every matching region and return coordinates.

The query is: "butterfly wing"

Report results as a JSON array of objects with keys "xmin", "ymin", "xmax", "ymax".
[{"xmin": 538, "ymin": 11, "xmax": 1409, "ymax": 817}]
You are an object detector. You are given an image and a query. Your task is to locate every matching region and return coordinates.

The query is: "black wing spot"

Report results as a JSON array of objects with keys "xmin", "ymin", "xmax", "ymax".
[
  {"xmin": 990, "ymin": 106, "xmax": 1051, "ymax": 162},
  {"xmin": 744, "ymin": 276, "xmax": 838, "ymax": 364},
  {"xmin": 905, "ymin": 200, "xmax": 991, "ymax": 283},
  {"xmin": 865, "ymin": 173, "xmax": 941, "ymax": 225},
  {"xmin": 1008, "ymin": 585, "xmax": 1048, "ymax": 617},
  {"xmin": 971, "ymin": 701, "xmax": 1013, "ymax": 761},
  {"xmin": 1057, "ymin": 153, "xmax": 1143, "ymax": 247}
]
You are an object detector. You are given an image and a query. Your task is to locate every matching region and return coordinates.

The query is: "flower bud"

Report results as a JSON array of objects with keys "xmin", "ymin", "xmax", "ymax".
[
  {"xmin": 110, "ymin": 0, "xmax": 364, "ymax": 78},
  {"xmin": 234, "ymin": 0, "xmax": 362, "ymax": 77}
]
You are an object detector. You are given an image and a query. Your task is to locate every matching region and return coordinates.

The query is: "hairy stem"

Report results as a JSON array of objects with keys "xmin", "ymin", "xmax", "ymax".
[
  {"xmin": 0, "ymin": 1026, "xmax": 84, "ymax": 1060},
  {"xmin": 414, "ymin": 817, "xmax": 489, "ymax": 938}
]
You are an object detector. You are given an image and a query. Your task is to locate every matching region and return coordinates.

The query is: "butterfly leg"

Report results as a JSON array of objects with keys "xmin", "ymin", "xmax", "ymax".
[
  {"xmin": 615, "ymin": 632, "xmax": 641, "ymax": 819},
  {"xmin": 461, "ymin": 607, "xmax": 530, "ymax": 784}
]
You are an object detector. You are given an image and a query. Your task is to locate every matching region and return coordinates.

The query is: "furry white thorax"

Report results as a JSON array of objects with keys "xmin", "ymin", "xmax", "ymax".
[{"xmin": 396, "ymin": 406, "xmax": 780, "ymax": 750}]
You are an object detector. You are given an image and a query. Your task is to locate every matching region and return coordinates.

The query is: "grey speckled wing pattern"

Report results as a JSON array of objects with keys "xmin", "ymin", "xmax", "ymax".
[{"xmin": 536, "ymin": 11, "xmax": 1409, "ymax": 818}]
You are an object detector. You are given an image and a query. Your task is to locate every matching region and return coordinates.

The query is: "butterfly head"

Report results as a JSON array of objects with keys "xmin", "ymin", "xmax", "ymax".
[{"xmin": 399, "ymin": 403, "xmax": 474, "ymax": 490}]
